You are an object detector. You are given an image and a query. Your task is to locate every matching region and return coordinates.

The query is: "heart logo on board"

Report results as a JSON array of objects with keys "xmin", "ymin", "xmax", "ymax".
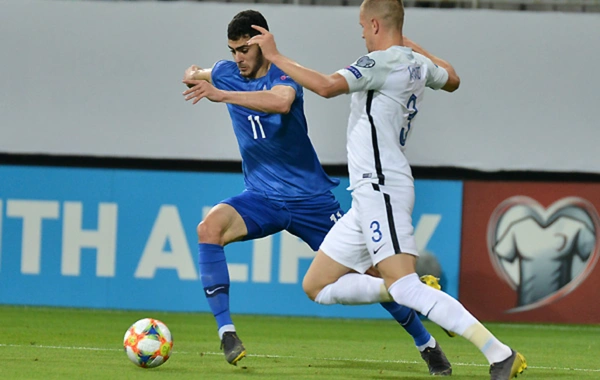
[{"xmin": 486, "ymin": 196, "xmax": 600, "ymax": 313}]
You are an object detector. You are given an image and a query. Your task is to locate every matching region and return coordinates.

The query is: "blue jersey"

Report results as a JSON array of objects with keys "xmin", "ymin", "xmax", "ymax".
[{"xmin": 211, "ymin": 60, "xmax": 339, "ymax": 200}]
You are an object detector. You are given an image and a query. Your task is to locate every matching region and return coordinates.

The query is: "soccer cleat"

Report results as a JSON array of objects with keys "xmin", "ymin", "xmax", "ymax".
[
  {"xmin": 419, "ymin": 275, "xmax": 457, "ymax": 338},
  {"xmin": 420, "ymin": 274, "xmax": 442, "ymax": 290},
  {"xmin": 220, "ymin": 331, "xmax": 246, "ymax": 365},
  {"xmin": 420, "ymin": 342, "xmax": 453, "ymax": 376},
  {"xmin": 489, "ymin": 349, "xmax": 527, "ymax": 379}
]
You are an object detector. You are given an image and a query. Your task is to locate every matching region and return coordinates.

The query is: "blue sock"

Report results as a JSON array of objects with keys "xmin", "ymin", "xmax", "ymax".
[
  {"xmin": 380, "ymin": 302, "xmax": 431, "ymax": 347},
  {"xmin": 198, "ymin": 243, "xmax": 233, "ymax": 334}
]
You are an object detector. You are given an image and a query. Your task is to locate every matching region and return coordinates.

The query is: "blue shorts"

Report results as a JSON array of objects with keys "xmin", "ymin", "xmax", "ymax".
[{"xmin": 221, "ymin": 190, "xmax": 343, "ymax": 251}]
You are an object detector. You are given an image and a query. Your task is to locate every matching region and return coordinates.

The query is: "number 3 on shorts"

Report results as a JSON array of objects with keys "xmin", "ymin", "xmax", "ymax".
[{"xmin": 370, "ymin": 220, "xmax": 382, "ymax": 242}]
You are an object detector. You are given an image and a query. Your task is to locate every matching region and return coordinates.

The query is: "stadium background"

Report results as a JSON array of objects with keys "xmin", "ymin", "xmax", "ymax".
[{"xmin": 1, "ymin": 0, "xmax": 599, "ymax": 324}]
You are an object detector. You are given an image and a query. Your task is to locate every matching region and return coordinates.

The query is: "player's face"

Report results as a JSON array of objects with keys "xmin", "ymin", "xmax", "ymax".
[
  {"xmin": 228, "ymin": 37, "xmax": 265, "ymax": 78},
  {"xmin": 359, "ymin": 10, "xmax": 375, "ymax": 53}
]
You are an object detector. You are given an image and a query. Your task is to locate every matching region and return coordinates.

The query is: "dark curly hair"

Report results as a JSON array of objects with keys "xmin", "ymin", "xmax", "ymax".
[{"xmin": 227, "ymin": 10, "xmax": 269, "ymax": 41}]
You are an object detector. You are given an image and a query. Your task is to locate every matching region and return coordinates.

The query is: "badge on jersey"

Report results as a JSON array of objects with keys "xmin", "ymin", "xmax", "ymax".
[{"xmin": 355, "ymin": 56, "xmax": 376, "ymax": 68}]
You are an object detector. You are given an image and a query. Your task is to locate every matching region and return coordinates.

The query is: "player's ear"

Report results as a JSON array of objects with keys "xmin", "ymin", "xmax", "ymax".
[{"xmin": 372, "ymin": 18, "xmax": 380, "ymax": 35}]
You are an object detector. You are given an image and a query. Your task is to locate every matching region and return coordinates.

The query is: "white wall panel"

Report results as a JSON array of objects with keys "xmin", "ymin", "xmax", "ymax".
[{"xmin": 1, "ymin": 1, "xmax": 598, "ymax": 172}]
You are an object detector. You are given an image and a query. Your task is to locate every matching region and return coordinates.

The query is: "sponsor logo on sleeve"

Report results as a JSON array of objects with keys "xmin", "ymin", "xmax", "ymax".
[{"xmin": 346, "ymin": 66, "xmax": 362, "ymax": 79}]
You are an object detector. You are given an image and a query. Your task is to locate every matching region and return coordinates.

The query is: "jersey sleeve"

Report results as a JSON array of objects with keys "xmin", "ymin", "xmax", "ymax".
[
  {"xmin": 210, "ymin": 60, "xmax": 229, "ymax": 90},
  {"xmin": 414, "ymin": 53, "xmax": 449, "ymax": 90},
  {"xmin": 336, "ymin": 51, "xmax": 391, "ymax": 93},
  {"xmin": 271, "ymin": 72, "xmax": 302, "ymax": 98}
]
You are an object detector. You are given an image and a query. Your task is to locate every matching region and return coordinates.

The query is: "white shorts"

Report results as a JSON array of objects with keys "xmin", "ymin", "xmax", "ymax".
[{"xmin": 320, "ymin": 183, "xmax": 418, "ymax": 273}]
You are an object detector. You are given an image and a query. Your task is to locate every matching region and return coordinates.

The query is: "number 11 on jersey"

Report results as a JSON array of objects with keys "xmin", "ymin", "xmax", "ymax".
[{"xmin": 248, "ymin": 115, "xmax": 266, "ymax": 139}]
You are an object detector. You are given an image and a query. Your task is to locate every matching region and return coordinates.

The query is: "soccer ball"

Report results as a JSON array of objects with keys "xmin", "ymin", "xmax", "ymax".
[{"xmin": 123, "ymin": 318, "xmax": 173, "ymax": 368}]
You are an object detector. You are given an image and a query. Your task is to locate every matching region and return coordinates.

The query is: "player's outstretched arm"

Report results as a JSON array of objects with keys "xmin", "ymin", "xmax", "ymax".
[
  {"xmin": 247, "ymin": 26, "xmax": 349, "ymax": 99},
  {"xmin": 182, "ymin": 80, "xmax": 296, "ymax": 114},
  {"xmin": 183, "ymin": 65, "xmax": 212, "ymax": 88},
  {"xmin": 403, "ymin": 37, "xmax": 460, "ymax": 93},
  {"xmin": 218, "ymin": 85, "xmax": 296, "ymax": 114}
]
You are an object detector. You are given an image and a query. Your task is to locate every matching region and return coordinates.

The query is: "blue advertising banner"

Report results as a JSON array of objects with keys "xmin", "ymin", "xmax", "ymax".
[{"xmin": 0, "ymin": 165, "xmax": 462, "ymax": 319}]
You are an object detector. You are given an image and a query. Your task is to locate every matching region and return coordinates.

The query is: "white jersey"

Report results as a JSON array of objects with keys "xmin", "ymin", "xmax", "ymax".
[{"xmin": 336, "ymin": 46, "xmax": 448, "ymax": 190}]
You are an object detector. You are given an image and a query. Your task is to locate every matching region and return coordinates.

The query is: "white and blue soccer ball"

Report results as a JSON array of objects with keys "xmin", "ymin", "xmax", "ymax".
[{"xmin": 123, "ymin": 318, "xmax": 173, "ymax": 368}]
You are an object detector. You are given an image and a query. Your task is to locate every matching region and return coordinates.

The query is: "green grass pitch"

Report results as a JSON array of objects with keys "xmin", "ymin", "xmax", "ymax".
[{"xmin": 0, "ymin": 305, "xmax": 599, "ymax": 379}]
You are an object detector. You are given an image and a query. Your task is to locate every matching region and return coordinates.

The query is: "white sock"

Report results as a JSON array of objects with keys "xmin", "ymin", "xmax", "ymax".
[
  {"xmin": 314, "ymin": 273, "xmax": 393, "ymax": 305},
  {"xmin": 218, "ymin": 324, "xmax": 236, "ymax": 340},
  {"xmin": 463, "ymin": 323, "xmax": 513, "ymax": 364},
  {"xmin": 417, "ymin": 336, "xmax": 437, "ymax": 352},
  {"xmin": 388, "ymin": 273, "xmax": 511, "ymax": 364}
]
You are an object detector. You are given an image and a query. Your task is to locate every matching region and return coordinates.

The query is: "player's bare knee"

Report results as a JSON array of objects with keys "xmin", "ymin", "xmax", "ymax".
[
  {"xmin": 304, "ymin": 287, "xmax": 320, "ymax": 302},
  {"xmin": 197, "ymin": 219, "xmax": 225, "ymax": 245},
  {"xmin": 302, "ymin": 276, "xmax": 322, "ymax": 301}
]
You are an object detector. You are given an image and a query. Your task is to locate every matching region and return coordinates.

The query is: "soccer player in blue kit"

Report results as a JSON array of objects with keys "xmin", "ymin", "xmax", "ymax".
[{"xmin": 182, "ymin": 10, "xmax": 452, "ymax": 375}]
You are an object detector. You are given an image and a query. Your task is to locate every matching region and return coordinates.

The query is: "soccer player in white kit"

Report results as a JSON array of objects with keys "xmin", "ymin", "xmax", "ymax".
[{"xmin": 249, "ymin": 0, "xmax": 527, "ymax": 378}]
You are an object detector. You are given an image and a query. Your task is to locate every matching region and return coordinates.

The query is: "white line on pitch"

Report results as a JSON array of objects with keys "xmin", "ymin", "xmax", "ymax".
[
  {"xmin": 492, "ymin": 323, "xmax": 600, "ymax": 332},
  {"xmin": 1, "ymin": 343, "xmax": 599, "ymax": 373}
]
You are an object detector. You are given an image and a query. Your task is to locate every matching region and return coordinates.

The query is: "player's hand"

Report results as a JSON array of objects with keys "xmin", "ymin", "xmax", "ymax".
[
  {"xmin": 402, "ymin": 36, "xmax": 418, "ymax": 50},
  {"xmin": 247, "ymin": 25, "xmax": 279, "ymax": 61},
  {"xmin": 183, "ymin": 65, "xmax": 203, "ymax": 88},
  {"xmin": 182, "ymin": 80, "xmax": 224, "ymax": 104},
  {"xmin": 183, "ymin": 65, "xmax": 201, "ymax": 81}
]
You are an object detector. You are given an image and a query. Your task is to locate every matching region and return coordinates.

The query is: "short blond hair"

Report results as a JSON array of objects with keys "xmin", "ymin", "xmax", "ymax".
[{"xmin": 360, "ymin": 0, "xmax": 404, "ymax": 32}]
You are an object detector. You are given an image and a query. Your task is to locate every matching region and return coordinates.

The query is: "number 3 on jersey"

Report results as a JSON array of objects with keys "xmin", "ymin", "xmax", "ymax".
[
  {"xmin": 248, "ymin": 115, "xmax": 266, "ymax": 139},
  {"xmin": 400, "ymin": 94, "xmax": 418, "ymax": 146}
]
